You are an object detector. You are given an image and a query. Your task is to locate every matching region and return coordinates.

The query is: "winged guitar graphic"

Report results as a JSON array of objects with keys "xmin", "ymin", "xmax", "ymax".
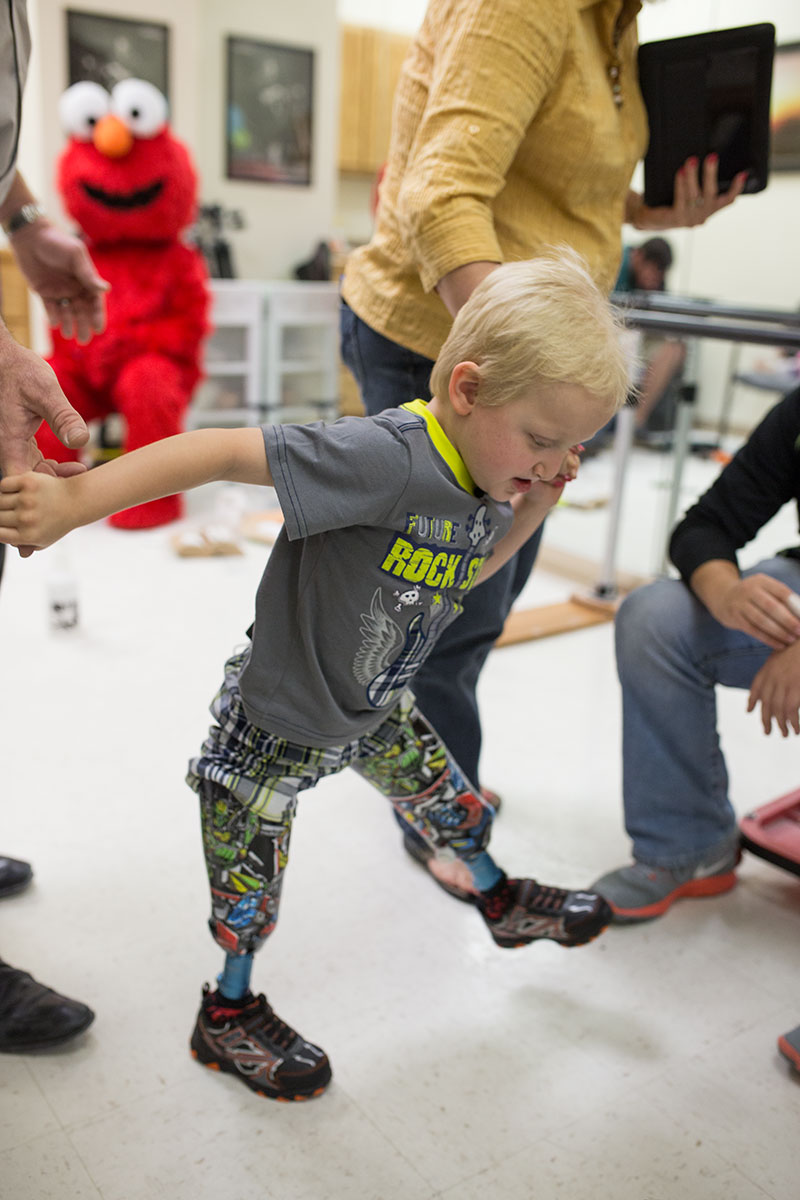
[{"xmin": 353, "ymin": 589, "xmax": 452, "ymax": 709}]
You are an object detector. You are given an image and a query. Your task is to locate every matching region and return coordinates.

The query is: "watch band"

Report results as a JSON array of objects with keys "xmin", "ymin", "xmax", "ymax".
[{"xmin": 2, "ymin": 202, "xmax": 45, "ymax": 236}]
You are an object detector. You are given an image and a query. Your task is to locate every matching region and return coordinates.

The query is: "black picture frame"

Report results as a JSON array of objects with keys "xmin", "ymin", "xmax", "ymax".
[
  {"xmin": 770, "ymin": 41, "xmax": 800, "ymax": 171},
  {"xmin": 65, "ymin": 10, "xmax": 170, "ymax": 100},
  {"xmin": 226, "ymin": 36, "xmax": 313, "ymax": 185}
]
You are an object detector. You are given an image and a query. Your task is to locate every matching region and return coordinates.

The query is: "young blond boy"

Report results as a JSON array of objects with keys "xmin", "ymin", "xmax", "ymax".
[{"xmin": 0, "ymin": 252, "xmax": 629, "ymax": 1101}]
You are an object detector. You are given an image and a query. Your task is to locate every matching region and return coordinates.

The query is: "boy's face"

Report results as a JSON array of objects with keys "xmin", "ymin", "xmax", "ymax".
[{"xmin": 451, "ymin": 377, "xmax": 614, "ymax": 503}]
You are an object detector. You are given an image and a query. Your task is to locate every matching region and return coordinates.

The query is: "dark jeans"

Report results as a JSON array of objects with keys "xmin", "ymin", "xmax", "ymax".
[{"xmin": 340, "ymin": 300, "xmax": 543, "ymax": 787}]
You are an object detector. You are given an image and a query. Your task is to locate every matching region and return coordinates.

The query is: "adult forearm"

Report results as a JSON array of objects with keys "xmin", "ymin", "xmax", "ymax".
[
  {"xmin": 435, "ymin": 261, "xmax": 499, "ymax": 318},
  {"xmin": 688, "ymin": 559, "xmax": 741, "ymax": 617},
  {"xmin": 0, "ymin": 171, "xmax": 37, "ymax": 227}
]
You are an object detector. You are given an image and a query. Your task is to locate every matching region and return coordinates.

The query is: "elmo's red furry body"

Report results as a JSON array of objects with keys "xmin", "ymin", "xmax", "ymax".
[{"xmin": 38, "ymin": 90, "xmax": 209, "ymax": 528}]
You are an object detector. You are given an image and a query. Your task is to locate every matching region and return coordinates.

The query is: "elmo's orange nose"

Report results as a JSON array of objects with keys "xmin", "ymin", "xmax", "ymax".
[{"xmin": 92, "ymin": 114, "xmax": 133, "ymax": 158}]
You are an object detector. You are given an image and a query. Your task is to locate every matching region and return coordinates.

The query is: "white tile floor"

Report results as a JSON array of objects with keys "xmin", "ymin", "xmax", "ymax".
[{"xmin": 1, "ymin": 446, "xmax": 799, "ymax": 1200}]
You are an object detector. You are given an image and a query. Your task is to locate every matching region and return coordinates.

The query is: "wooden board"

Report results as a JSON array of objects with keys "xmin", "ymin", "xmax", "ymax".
[{"xmin": 495, "ymin": 599, "xmax": 613, "ymax": 647}]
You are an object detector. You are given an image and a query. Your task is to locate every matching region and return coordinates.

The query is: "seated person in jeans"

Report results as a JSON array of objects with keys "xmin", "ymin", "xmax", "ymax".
[{"xmin": 591, "ymin": 387, "xmax": 800, "ymax": 1068}]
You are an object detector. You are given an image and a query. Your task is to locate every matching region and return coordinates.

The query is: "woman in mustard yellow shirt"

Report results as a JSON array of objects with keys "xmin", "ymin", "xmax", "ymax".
[{"xmin": 341, "ymin": 0, "xmax": 744, "ymax": 900}]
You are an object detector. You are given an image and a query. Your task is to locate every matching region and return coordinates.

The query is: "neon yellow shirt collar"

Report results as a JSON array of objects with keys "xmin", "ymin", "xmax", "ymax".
[{"xmin": 402, "ymin": 399, "xmax": 476, "ymax": 495}]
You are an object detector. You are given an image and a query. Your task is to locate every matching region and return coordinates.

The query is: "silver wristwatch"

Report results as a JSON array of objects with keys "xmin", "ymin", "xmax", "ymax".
[{"xmin": 2, "ymin": 203, "xmax": 45, "ymax": 236}]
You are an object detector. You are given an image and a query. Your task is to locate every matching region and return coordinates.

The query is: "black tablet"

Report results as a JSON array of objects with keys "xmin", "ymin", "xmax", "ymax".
[{"xmin": 638, "ymin": 23, "xmax": 775, "ymax": 207}]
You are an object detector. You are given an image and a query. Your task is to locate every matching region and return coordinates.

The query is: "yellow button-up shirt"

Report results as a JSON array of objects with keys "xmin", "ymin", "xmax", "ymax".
[{"xmin": 342, "ymin": 0, "xmax": 648, "ymax": 362}]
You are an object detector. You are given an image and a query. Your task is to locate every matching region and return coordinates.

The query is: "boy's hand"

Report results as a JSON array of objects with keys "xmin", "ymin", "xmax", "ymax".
[
  {"xmin": 0, "ymin": 472, "xmax": 74, "ymax": 552},
  {"xmin": 748, "ymin": 640, "xmax": 800, "ymax": 737},
  {"xmin": 529, "ymin": 445, "xmax": 581, "ymax": 508}
]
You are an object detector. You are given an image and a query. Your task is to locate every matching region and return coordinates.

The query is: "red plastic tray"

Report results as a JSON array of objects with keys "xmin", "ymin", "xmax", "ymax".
[{"xmin": 739, "ymin": 787, "xmax": 800, "ymax": 877}]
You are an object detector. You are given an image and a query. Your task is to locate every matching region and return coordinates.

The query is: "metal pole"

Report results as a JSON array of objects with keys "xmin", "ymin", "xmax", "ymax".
[
  {"xmin": 613, "ymin": 309, "xmax": 800, "ymax": 348},
  {"xmin": 660, "ymin": 382, "xmax": 695, "ymax": 576},
  {"xmin": 592, "ymin": 404, "xmax": 636, "ymax": 599},
  {"xmin": 589, "ymin": 303, "xmax": 800, "ymax": 599},
  {"xmin": 612, "ymin": 291, "xmax": 800, "ymax": 327}
]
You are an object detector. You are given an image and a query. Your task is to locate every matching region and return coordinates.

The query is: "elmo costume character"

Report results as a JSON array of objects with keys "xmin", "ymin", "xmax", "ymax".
[{"xmin": 38, "ymin": 79, "xmax": 210, "ymax": 528}]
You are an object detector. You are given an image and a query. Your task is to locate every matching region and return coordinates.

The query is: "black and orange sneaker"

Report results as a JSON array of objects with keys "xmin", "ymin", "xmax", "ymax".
[
  {"xmin": 778, "ymin": 1025, "xmax": 800, "ymax": 1073},
  {"xmin": 477, "ymin": 875, "xmax": 612, "ymax": 948},
  {"xmin": 190, "ymin": 985, "xmax": 331, "ymax": 1101}
]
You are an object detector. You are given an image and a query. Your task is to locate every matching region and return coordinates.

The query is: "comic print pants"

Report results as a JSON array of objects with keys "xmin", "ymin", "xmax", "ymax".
[{"xmin": 187, "ymin": 650, "xmax": 494, "ymax": 956}]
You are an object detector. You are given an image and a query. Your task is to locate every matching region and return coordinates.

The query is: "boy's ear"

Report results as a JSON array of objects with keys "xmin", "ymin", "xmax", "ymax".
[{"xmin": 448, "ymin": 361, "xmax": 481, "ymax": 416}]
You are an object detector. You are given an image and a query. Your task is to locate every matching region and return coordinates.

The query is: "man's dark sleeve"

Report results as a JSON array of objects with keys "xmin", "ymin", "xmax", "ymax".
[{"xmin": 669, "ymin": 386, "xmax": 800, "ymax": 584}]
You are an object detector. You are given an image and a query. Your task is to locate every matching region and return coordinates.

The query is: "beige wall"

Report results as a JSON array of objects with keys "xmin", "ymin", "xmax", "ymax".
[{"xmin": 21, "ymin": 0, "xmax": 339, "ymax": 290}]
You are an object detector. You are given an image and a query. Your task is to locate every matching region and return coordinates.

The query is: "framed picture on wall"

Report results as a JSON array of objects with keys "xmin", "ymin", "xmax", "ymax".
[
  {"xmin": 226, "ymin": 36, "xmax": 314, "ymax": 185},
  {"xmin": 65, "ymin": 10, "xmax": 170, "ymax": 99},
  {"xmin": 770, "ymin": 41, "xmax": 800, "ymax": 171}
]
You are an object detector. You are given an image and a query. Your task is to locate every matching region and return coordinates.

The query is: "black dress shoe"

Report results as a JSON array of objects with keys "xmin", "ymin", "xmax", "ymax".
[
  {"xmin": 0, "ymin": 959, "xmax": 95, "ymax": 1052},
  {"xmin": 0, "ymin": 856, "xmax": 33, "ymax": 899}
]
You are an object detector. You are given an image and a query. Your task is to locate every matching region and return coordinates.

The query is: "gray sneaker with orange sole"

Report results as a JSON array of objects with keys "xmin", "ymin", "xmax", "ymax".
[{"xmin": 592, "ymin": 848, "xmax": 741, "ymax": 924}]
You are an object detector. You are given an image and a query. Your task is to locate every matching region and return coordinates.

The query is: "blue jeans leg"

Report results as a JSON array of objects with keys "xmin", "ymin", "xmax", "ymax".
[
  {"xmin": 616, "ymin": 557, "xmax": 800, "ymax": 869},
  {"xmin": 339, "ymin": 301, "xmax": 543, "ymax": 786},
  {"xmin": 340, "ymin": 299, "xmax": 434, "ymax": 411},
  {"xmin": 410, "ymin": 529, "xmax": 542, "ymax": 783}
]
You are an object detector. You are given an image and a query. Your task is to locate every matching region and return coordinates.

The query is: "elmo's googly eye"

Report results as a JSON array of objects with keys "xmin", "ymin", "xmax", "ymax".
[
  {"xmin": 58, "ymin": 82, "xmax": 111, "ymax": 141},
  {"xmin": 110, "ymin": 79, "xmax": 168, "ymax": 138}
]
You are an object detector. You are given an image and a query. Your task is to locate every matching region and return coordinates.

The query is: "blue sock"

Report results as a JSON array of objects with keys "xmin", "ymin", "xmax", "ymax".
[
  {"xmin": 468, "ymin": 851, "xmax": 503, "ymax": 893},
  {"xmin": 217, "ymin": 952, "xmax": 253, "ymax": 1001}
]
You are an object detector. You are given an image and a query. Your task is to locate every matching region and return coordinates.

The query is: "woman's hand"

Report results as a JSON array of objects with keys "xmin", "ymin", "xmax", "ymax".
[{"xmin": 627, "ymin": 154, "xmax": 747, "ymax": 231}]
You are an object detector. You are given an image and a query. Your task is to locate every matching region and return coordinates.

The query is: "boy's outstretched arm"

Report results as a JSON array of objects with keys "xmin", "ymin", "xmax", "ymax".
[{"xmin": 0, "ymin": 427, "xmax": 271, "ymax": 550}]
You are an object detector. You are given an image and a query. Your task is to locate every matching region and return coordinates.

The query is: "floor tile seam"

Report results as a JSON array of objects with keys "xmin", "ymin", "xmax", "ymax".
[
  {"xmin": 0, "ymin": 1126, "xmax": 105, "ymax": 1198},
  {"xmin": 427, "ymin": 1133, "xmax": 569, "ymax": 1197},
  {"xmin": 24, "ymin": 1059, "xmax": 74, "ymax": 1140},
  {"xmin": 541, "ymin": 1108, "xmax": 737, "ymax": 1185},
  {"xmin": 638, "ymin": 1077, "xmax": 794, "ymax": 1172},
  {"xmin": 730, "ymin": 1158, "xmax": 792, "ymax": 1200},
  {"xmin": 53, "ymin": 1073, "xmax": 197, "ymax": 1138},
  {"xmin": 59, "ymin": 1130, "xmax": 106, "ymax": 1200},
  {"xmin": 658, "ymin": 999, "xmax": 797, "ymax": 1061},
  {"xmin": 333, "ymin": 1087, "xmax": 439, "ymax": 1193},
  {"xmin": 538, "ymin": 1061, "xmax": 679, "ymax": 1150}
]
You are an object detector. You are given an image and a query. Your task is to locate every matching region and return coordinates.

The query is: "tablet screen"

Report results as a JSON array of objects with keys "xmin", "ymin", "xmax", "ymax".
[{"xmin": 638, "ymin": 24, "xmax": 775, "ymax": 207}]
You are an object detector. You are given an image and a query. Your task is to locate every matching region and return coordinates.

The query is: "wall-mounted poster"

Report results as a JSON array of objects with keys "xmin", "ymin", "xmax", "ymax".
[
  {"xmin": 226, "ymin": 37, "xmax": 313, "ymax": 185},
  {"xmin": 770, "ymin": 41, "xmax": 800, "ymax": 171},
  {"xmin": 66, "ymin": 10, "xmax": 169, "ymax": 98}
]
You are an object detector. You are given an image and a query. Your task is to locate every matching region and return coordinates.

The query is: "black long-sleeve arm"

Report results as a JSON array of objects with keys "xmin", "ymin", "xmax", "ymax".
[{"xmin": 669, "ymin": 386, "xmax": 800, "ymax": 584}]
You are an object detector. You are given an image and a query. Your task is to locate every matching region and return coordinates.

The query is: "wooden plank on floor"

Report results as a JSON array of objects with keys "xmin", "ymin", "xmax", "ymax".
[{"xmin": 495, "ymin": 599, "xmax": 614, "ymax": 647}]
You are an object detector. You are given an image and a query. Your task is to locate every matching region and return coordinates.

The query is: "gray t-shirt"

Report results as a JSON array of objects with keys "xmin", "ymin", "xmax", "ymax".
[
  {"xmin": 0, "ymin": 1, "xmax": 30, "ymax": 206},
  {"xmin": 238, "ymin": 402, "xmax": 513, "ymax": 747}
]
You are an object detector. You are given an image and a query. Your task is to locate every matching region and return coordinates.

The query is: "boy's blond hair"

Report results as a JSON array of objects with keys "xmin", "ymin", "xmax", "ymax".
[{"xmin": 430, "ymin": 249, "xmax": 631, "ymax": 410}]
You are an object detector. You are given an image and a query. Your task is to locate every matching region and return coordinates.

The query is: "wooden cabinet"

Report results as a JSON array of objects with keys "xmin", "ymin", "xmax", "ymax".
[
  {"xmin": 339, "ymin": 25, "xmax": 411, "ymax": 175},
  {"xmin": 0, "ymin": 248, "xmax": 31, "ymax": 347}
]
